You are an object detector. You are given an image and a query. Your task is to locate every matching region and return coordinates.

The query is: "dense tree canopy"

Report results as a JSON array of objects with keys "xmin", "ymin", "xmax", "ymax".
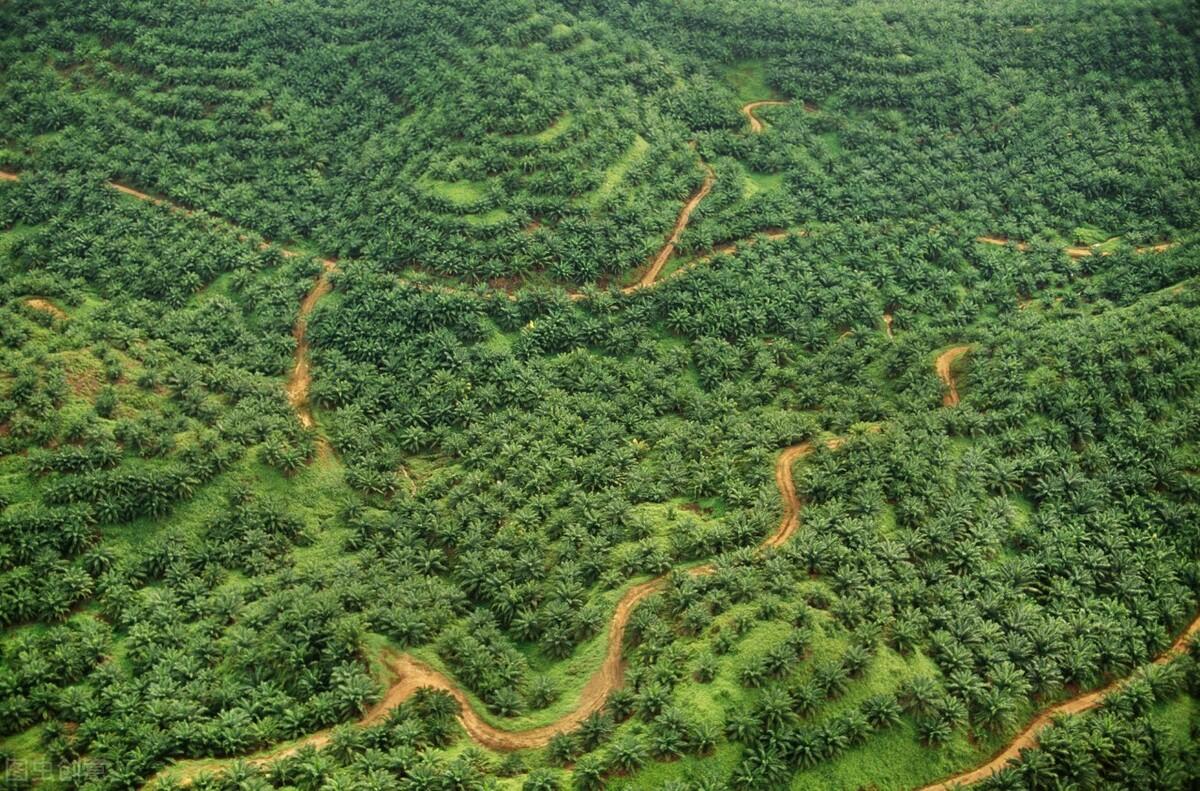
[{"xmin": 0, "ymin": 0, "xmax": 1198, "ymax": 790}]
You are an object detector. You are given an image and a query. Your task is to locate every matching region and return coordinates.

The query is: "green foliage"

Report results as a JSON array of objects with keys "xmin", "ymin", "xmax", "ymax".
[{"xmin": 1, "ymin": 1, "xmax": 1199, "ymax": 790}]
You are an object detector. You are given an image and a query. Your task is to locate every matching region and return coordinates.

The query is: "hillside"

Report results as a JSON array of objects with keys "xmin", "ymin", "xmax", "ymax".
[{"xmin": 1, "ymin": 1, "xmax": 1199, "ymax": 790}]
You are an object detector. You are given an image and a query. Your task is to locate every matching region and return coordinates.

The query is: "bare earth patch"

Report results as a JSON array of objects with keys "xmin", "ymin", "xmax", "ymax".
[
  {"xmin": 935, "ymin": 345, "xmax": 971, "ymax": 407},
  {"xmin": 25, "ymin": 298, "xmax": 66, "ymax": 319}
]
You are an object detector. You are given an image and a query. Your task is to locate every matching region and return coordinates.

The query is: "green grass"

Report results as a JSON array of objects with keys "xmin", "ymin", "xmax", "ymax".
[
  {"xmin": 590, "ymin": 135, "xmax": 649, "ymax": 208},
  {"xmin": 519, "ymin": 112, "xmax": 572, "ymax": 144},
  {"xmin": 723, "ymin": 59, "xmax": 777, "ymax": 104},
  {"xmin": 609, "ymin": 742, "xmax": 742, "ymax": 790},
  {"xmin": 790, "ymin": 719, "xmax": 979, "ymax": 791},
  {"xmin": 1072, "ymin": 225, "xmax": 1111, "ymax": 246},
  {"xmin": 421, "ymin": 177, "xmax": 490, "ymax": 207},
  {"xmin": 0, "ymin": 723, "xmax": 49, "ymax": 764},
  {"xmin": 817, "ymin": 131, "xmax": 844, "ymax": 156},
  {"xmin": 1149, "ymin": 693, "xmax": 1197, "ymax": 746},
  {"xmin": 744, "ymin": 171, "xmax": 785, "ymax": 198},
  {"xmin": 0, "ymin": 222, "xmax": 38, "ymax": 258},
  {"xmin": 462, "ymin": 208, "xmax": 514, "ymax": 226}
]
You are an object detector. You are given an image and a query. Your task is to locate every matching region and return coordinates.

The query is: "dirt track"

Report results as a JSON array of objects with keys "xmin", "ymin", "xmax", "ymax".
[
  {"xmin": 0, "ymin": 171, "xmax": 19, "ymax": 182},
  {"xmin": 624, "ymin": 163, "xmax": 716, "ymax": 292},
  {"xmin": 976, "ymin": 235, "xmax": 1176, "ymax": 257},
  {"xmin": 287, "ymin": 261, "xmax": 337, "ymax": 430},
  {"xmin": 918, "ymin": 611, "xmax": 1200, "ymax": 791},
  {"xmin": 936, "ymin": 345, "xmax": 970, "ymax": 407},
  {"xmin": 152, "ymin": 438, "xmax": 835, "ymax": 783},
  {"xmin": 603, "ymin": 228, "xmax": 795, "ymax": 300},
  {"xmin": 741, "ymin": 100, "xmax": 790, "ymax": 133}
]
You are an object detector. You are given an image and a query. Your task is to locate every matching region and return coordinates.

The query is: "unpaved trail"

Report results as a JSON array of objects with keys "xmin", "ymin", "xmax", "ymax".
[
  {"xmin": 626, "ymin": 163, "xmax": 716, "ymax": 292},
  {"xmin": 287, "ymin": 261, "xmax": 337, "ymax": 430},
  {"xmin": 110, "ymin": 182, "xmax": 167, "ymax": 205},
  {"xmin": 976, "ymin": 235, "xmax": 1176, "ymax": 257},
  {"xmin": 152, "ymin": 438, "xmax": 838, "ymax": 784},
  {"xmin": 918, "ymin": 611, "xmax": 1200, "ymax": 791},
  {"xmin": 101, "ymin": 176, "xmax": 340, "ymax": 436},
  {"xmin": 764, "ymin": 440, "xmax": 824, "ymax": 548},
  {"xmin": 0, "ymin": 171, "xmax": 19, "ymax": 182},
  {"xmin": 25, "ymin": 298, "xmax": 66, "ymax": 319},
  {"xmin": 936, "ymin": 345, "xmax": 970, "ymax": 407},
  {"xmin": 741, "ymin": 100, "xmax": 790, "ymax": 133},
  {"xmin": 883, "ymin": 313, "xmax": 894, "ymax": 338},
  {"xmin": 633, "ymin": 228, "xmax": 796, "ymax": 293}
]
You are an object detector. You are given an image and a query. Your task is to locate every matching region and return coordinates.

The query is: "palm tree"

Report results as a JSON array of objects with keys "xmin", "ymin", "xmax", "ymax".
[
  {"xmin": 546, "ymin": 733, "xmax": 577, "ymax": 767},
  {"xmin": 571, "ymin": 754, "xmax": 607, "ymax": 791},
  {"xmin": 575, "ymin": 712, "xmax": 613, "ymax": 751},
  {"xmin": 730, "ymin": 742, "xmax": 789, "ymax": 789},
  {"xmin": 975, "ymin": 687, "xmax": 1018, "ymax": 734},
  {"xmin": 607, "ymin": 733, "xmax": 647, "ymax": 773}
]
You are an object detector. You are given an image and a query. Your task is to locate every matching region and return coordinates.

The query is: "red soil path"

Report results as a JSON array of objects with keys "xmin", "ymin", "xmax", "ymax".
[
  {"xmin": 936, "ymin": 345, "xmax": 971, "ymax": 407},
  {"xmin": 741, "ymin": 100, "xmax": 790, "ymax": 133},
  {"xmin": 286, "ymin": 261, "xmax": 337, "ymax": 430},
  {"xmin": 918, "ymin": 612, "xmax": 1200, "ymax": 790},
  {"xmin": 976, "ymin": 235, "xmax": 1176, "ymax": 257},
  {"xmin": 151, "ymin": 438, "xmax": 839, "ymax": 783},
  {"xmin": 623, "ymin": 162, "xmax": 716, "ymax": 292}
]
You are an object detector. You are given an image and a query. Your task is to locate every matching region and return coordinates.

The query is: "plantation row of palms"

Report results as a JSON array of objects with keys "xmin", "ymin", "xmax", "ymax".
[{"xmin": 2, "ymin": 0, "xmax": 1199, "ymax": 788}]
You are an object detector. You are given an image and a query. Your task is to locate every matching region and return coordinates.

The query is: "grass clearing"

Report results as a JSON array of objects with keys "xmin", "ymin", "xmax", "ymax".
[
  {"xmin": 590, "ymin": 135, "xmax": 649, "ymax": 208},
  {"xmin": 421, "ymin": 177, "xmax": 490, "ymax": 207},
  {"xmin": 723, "ymin": 59, "xmax": 777, "ymax": 104},
  {"xmin": 609, "ymin": 742, "xmax": 741, "ymax": 789},
  {"xmin": 817, "ymin": 131, "xmax": 844, "ymax": 156},
  {"xmin": 462, "ymin": 208, "xmax": 514, "ymax": 226},
  {"xmin": 744, "ymin": 170, "xmax": 785, "ymax": 198},
  {"xmin": 522, "ymin": 112, "xmax": 572, "ymax": 144},
  {"xmin": 1072, "ymin": 225, "xmax": 1111, "ymax": 246}
]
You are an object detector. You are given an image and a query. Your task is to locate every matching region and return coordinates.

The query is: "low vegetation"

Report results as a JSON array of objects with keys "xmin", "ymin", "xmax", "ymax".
[{"xmin": 0, "ymin": 0, "xmax": 1198, "ymax": 790}]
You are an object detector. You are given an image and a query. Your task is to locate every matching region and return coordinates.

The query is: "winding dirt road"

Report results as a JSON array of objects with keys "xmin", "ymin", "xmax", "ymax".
[
  {"xmin": 624, "ymin": 162, "xmax": 716, "ymax": 292},
  {"xmin": 152, "ymin": 438, "xmax": 838, "ymax": 783},
  {"xmin": 597, "ymin": 228, "xmax": 795, "ymax": 301},
  {"xmin": 742, "ymin": 100, "xmax": 790, "ymax": 133},
  {"xmin": 976, "ymin": 235, "xmax": 1176, "ymax": 257},
  {"xmin": 936, "ymin": 345, "xmax": 971, "ymax": 407},
  {"xmin": 918, "ymin": 612, "xmax": 1200, "ymax": 791},
  {"xmin": 286, "ymin": 261, "xmax": 337, "ymax": 430}
]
